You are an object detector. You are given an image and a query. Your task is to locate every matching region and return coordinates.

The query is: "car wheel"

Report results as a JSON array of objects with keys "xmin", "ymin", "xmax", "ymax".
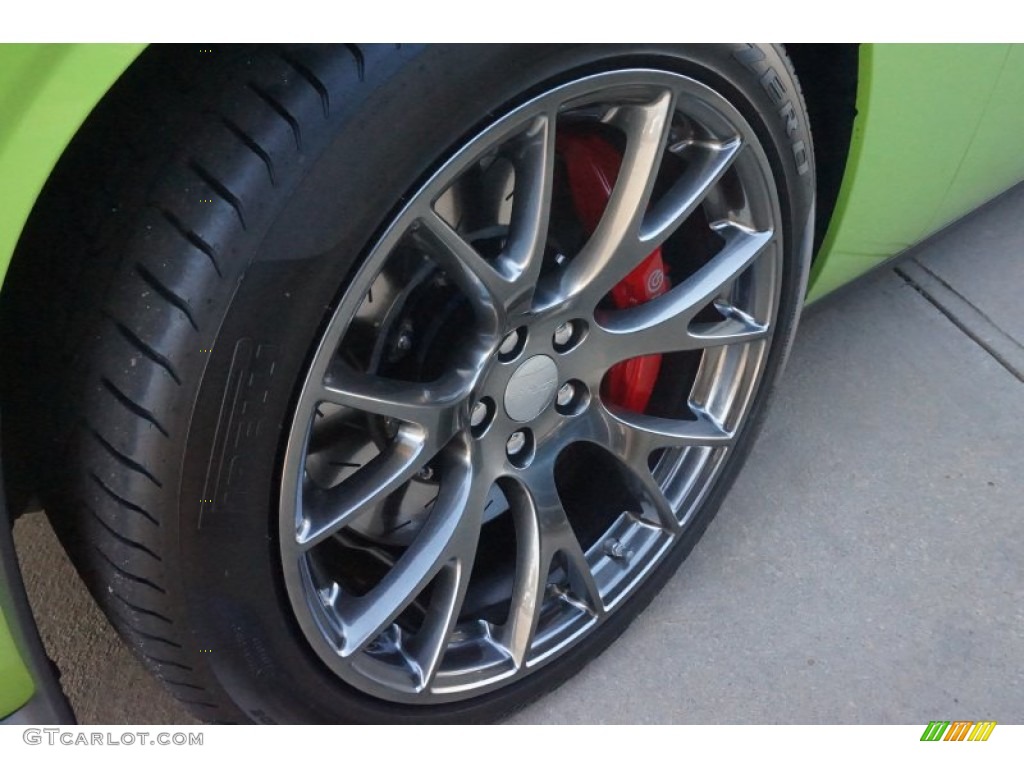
[{"xmin": 13, "ymin": 44, "xmax": 813, "ymax": 723}]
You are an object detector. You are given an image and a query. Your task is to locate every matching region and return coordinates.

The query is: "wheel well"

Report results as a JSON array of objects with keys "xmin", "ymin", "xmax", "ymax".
[{"xmin": 784, "ymin": 44, "xmax": 859, "ymax": 255}]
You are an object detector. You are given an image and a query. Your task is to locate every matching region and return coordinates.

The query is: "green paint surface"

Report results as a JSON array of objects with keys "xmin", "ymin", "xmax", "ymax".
[
  {"xmin": 930, "ymin": 45, "xmax": 1024, "ymax": 227},
  {"xmin": 0, "ymin": 607, "xmax": 34, "ymax": 716},
  {"xmin": 808, "ymin": 44, "xmax": 1020, "ymax": 301},
  {"xmin": 0, "ymin": 44, "xmax": 144, "ymax": 288}
]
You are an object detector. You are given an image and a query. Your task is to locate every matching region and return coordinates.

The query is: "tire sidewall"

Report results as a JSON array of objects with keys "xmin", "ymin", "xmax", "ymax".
[{"xmin": 177, "ymin": 44, "xmax": 814, "ymax": 723}]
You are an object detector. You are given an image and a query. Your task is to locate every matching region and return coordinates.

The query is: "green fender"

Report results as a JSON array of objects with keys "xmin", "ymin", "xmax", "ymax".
[
  {"xmin": 0, "ymin": 44, "xmax": 145, "ymax": 287},
  {"xmin": 808, "ymin": 44, "xmax": 1024, "ymax": 300}
]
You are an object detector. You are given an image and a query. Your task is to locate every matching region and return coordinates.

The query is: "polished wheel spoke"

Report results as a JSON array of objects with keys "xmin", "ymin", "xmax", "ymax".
[
  {"xmin": 321, "ymin": 362, "xmax": 471, "ymax": 451},
  {"xmin": 299, "ymin": 364, "xmax": 477, "ymax": 549},
  {"xmin": 336, "ymin": 449, "xmax": 485, "ymax": 658},
  {"xmin": 640, "ymin": 137, "xmax": 742, "ymax": 249},
  {"xmin": 416, "ymin": 211, "xmax": 517, "ymax": 325},
  {"xmin": 570, "ymin": 404, "xmax": 729, "ymax": 534},
  {"xmin": 298, "ymin": 429, "xmax": 427, "ymax": 550},
  {"xmin": 591, "ymin": 222, "xmax": 773, "ymax": 364},
  {"xmin": 500, "ymin": 470, "xmax": 604, "ymax": 667},
  {"xmin": 502, "ymin": 112, "xmax": 557, "ymax": 291},
  {"xmin": 419, "ymin": 114, "xmax": 556, "ymax": 319},
  {"xmin": 619, "ymin": 452, "xmax": 681, "ymax": 535},
  {"xmin": 405, "ymin": 558, "xmax": 472, "ymax": 691},
  {"xmin": 548, "ymin": 91, "xmax": 675, "ymax": 304},
  {"xmin": 600, "ymin": 401, "xmax": 734, "ymax": 453}
]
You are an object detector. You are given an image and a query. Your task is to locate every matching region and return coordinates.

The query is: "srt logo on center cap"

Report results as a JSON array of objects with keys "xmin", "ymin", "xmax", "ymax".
[{"xmin": 504, "ymin": 355, "xmax": 559, "ymax": 422}]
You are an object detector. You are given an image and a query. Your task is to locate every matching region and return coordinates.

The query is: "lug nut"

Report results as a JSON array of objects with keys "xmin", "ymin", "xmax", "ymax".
[
  {"xmin": 506, "ymin": 431, "xmax": 527, "ymax": 456},
  {"xmin": 416, "ymin": 465, "xmax": 434, "ymax": 481},
  {"xmin": 556, "ymin": 382, "xmax": 575, "ymax": 407},
  {"xmin": 499, "ymin": 329, "xmax": 520, "ymax": 356},
  {"xmin": 470, "ymin": 400, "xmax": 489, "ymax": 428},
  {"xmin": 553, "ymin": 321, "xmax": 574, "ymax": 348}
]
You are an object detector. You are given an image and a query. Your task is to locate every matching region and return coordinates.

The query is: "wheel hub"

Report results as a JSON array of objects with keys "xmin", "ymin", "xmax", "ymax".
[{"xmin": 503, "ymin": 354, "xmax": 559, "ymax": 422}]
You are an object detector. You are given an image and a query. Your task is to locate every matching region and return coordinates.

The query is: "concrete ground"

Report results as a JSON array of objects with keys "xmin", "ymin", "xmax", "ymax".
[{"xmin": 13, "ymin": 186, "xmax": 1024, "ymax": 725}]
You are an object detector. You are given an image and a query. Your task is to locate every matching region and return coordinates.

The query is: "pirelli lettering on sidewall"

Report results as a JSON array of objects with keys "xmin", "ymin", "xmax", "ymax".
[{"xmin": 733, "ymin": 45, "xmax": 811, "ymax": 176}]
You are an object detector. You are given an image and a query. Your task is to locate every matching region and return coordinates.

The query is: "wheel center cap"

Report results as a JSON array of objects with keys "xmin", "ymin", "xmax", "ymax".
[{"xmin": 504, "ymin": 355, "xmax": 558, "ymax": 422}]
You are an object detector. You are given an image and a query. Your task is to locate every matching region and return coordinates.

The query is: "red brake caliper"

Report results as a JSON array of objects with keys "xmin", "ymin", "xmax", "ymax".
[{"xmin": 557, "ymin": 131, "xmax": 669, "ymax": 413}]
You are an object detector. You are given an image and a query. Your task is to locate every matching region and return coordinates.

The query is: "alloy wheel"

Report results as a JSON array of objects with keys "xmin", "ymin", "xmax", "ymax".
[{"xmin": 279, "ymin": 68, "xmax": 782, "ymax": 704}]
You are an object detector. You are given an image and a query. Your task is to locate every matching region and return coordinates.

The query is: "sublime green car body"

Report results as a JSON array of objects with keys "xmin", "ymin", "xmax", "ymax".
[{"xmin": 1, "ymin": 43, "xmax": 1022, "ymax": 723}]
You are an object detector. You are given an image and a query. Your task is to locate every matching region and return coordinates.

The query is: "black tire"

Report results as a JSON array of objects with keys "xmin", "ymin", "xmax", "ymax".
[{"xmin": 1, "ymin": 44, "xmax": 813, "ymax": 723}]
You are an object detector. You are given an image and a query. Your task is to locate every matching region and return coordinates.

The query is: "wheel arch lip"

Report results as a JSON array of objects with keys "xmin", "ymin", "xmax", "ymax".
[{"xmin": 0, "ymin": 43, "xmax": 146, "ymax": 290}]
